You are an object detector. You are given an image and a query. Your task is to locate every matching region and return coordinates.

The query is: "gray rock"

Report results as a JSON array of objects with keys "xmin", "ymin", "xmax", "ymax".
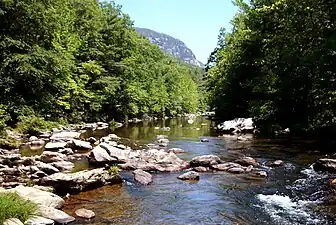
[
  {"xmin": 38, "ymin": 207, "xmax": 75, "ymax": 224},
  {"xmin": 24, "ymin": 216, "xmax": 54, "ymax": 225},
  {"xmin": 0, "ymin": 185, "xmax": 64, "ymax": 209},
  {"xmin": 71, "ymin": 139, "xmax": 92, "ymax": 150},
  {"xmin": 189, "ymin": 155, "xmax": 221, "ymax": 167},
  {"xmin": 36, "ymin": 162, "xmax": 60, "ymax": 175},
  {"xmin": 313, "ymin": 158, "xmax": 336, "ymax": 173},
  {"xmin": 200, "ymin": 138, "xmax": 210, "ymax": 142},
  {"xmin": 75, "ymin": 208, "xmax": 95, "ymax": 219},
  {"xmin": 234, "ymin": 156, "xmax": 259, "ymax": 167},
  {"xmin": 217, "ymin": 118, "xmax": 255, "ymax": 134},
  {"xmin": 30, "ymin": 140, "xmax": 46, "ymax": 146},
  {"xmin": 177, "ymin": 171, "xmax": 200, "ymax": 180},
  {"xmin": 50, "ymin": 131, "xmax": 80, "ymax": 141},
  {"xmin": 0, "ymin": 167, "xmax": 20, "ymax": 175},
  {"xmin": 133, "ymin": 169, "xmax": 152, "ymax": 185},
  {"xmin": 168, "ymin": 148, "xmax": 185, "ymax": 154},
  {"xmin": 39, "ymin": 151, "xmax": 67, "ymax": 163},
  {"xmin": 245, "ymin": 165, "xmax": 254, "ymax": 172},
  {"xmin": 3, "ymin": 218, "xmax": 24, "ymax": 225},
  {"xmin": 227, "ymin": 167, "xmax": 245, "ymax": 173},
  {"xmin": 99, "ymin": 143, "xmax": 128, "ymax": 162},
  {"xmin": 40, "ymin": 168, "xmax": 122, "ymax": 195},
  {"xmin": 89, "ymin": 145, "xmax": 116, "ymax": 164},
  {"xmin": 193, "ymin": 166, "xmax": 209, "ymax": 172},
  {"xmin": 51, "ymin": 161, "xmax": 74, "ymax": 171},
  {"xmin": 87, "ymin": 137, "xmax": 97, "ymax": 144},
  {"xmin": 157, "ymin": 138, "xmax": 169, "ymax": 144},
  {"xmin": 266, "ymin": 160, "xmax": 284, "ymax": 167},
  {"xmin": 44, "ymin": 142, "xmax": 67, "ymax": 151},
  {"xmin": 251, "ymin": 170, "xmax": 267, "ymax": 177},
  {"xmin": 212, "ymin": 162, "xmax": 242, "ymax": 171},
  {"xmin": 29, "ymin": 136, "xmax": 39, "ymax": 142},
  {"xmin": 58, "ymin": 148, "xmax": 74, "ymax": 155}
]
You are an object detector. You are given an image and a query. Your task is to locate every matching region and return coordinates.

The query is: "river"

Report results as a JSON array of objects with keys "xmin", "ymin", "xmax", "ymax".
[{"xmin": 62, "ymin": 117, "xmax": 336, "ymax": 225}]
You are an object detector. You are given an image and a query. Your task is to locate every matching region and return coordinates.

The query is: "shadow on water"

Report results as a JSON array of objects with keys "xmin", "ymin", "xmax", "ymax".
[{"xmin": 60, "ymin": 117, "xmax": 336, "ymax": 224}]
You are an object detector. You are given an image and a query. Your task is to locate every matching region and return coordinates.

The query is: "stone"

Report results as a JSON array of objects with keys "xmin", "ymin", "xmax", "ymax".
[
  {"xmin": 266, "ymin": 160, "xmax": 284, "ymax": 167},
  {"xmin": 24, "ymin": 216, "xmax": 54, "ymax": 225},
  {"xmin": 51, "ymin": 161, "xmax": 74, "ymax": 171},
  {"xmin": 3, "ymin": 218, "xmax": 24, "ymax": 225},
  {"xmin": 313, "ymin": 158, "xmax": 336, "ymax": 173},
  {"xmin": 44, "ymin": 142, "xmax": 67, "ymax": 151},
  {"xmin": 30, "ymin": 140, "xmax": 46, "ymax": 146},
  {"xmin": 133, "ymin": 169, "xmax": 152, "ymax": 185},
  {"xmin": 0, "ymin": 167, "xmax": 20, "ymax": 175},
  {"xmin": 89, "ymin": 145, "xmax": 117, "ymax": 164},
  {"xmin": 99, "ymin": 143, "xmax": 128, "ymax": 162},
  {"xmin": 227, "ymin": 167, "xmax": 245, "ymax": 173},
  {"xmin": 29, "ymin": 136, "xmax": 39, "ymax": 142},
  {"xmin": 217, "ymin": 118, "xmax": 255, "ymax": 134},
  {"xmin": 87, "ymin": 137, "xmax": 97, "ymax": 144},
  {"xmin": 34, "ymin": 171, "xmax": 48, "ymax": 178},
  {"xmin": 189, "ymin": 155, "xmax": 221, "ymax": 167},
  {"xmin": 193, "ymin": 166, "xmax": 209, "ymax": 172},
  {"xmin": 234, "ymin": 156, "xmax": 259, "ymax": 167},
  {"xmin": 38, "ymin": 207, "xmax": 75, "ymax": 224},
  {"xmin": 108, "ymin": 134, "xmax": 120, "ymax": 140},
  {"xmin": 157, "ymin": 135, "xmax": 168, "ymax": 140},
  {"xmin": 168, "ymin": 148, "xmax": 185, "ymax": 154},
  {"xmin": 245, "ymin": 165, "xmax": 254, "ymax": 172},
  {"xmin": 58, "ymin": 148, "xmax": 74, "ymax": 155},
  {"xmin": 177, "ymin": 171, "xmax": 200, "ymax": 180},
  {"xmin": 36, "ymin": 162, "xmax": 60, "ymax": 175},
  {"xmin": 1, "ymin": 185, "xmax": 64, "ymax": 209},
  {"xmin": 50, "ymin": 131, "xmax": 81, "ymax": 141},
  {"xmin": 157, "ymin": 138, "xmax": 169, "ymax": 143},
  {"xmin": 75, "ymin": 208, "xmax": 95, "ymax": 219},
  {"xmin": 39, "ymin": 151, "xmax": 68, "ymax": 163},
  {"xmin": 40, "ymin": 168, "xmax": 122, "ymax": 195},
  {"xmin": 212, "ymin": 162, "xmax": 242, "ymax": 171},
  {"xmin": 200, "ymin": 138, "xmax": 210, "ymax": 142},
  {"xmin": 251, "ymin": 170, "xmax": 267, "ymax": 177},
  {"xmin": 71, "ymin": 139, "xmax": 92, "ymax": 150}
]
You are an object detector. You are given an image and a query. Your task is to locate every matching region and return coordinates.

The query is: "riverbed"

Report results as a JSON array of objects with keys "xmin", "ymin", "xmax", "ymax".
[{"xmin": 62, "ymin": 117, "xmax": 336, "ymax": 225}]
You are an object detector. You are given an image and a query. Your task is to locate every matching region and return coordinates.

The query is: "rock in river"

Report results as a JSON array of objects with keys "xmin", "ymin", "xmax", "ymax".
[
  {"xmin": 313, "ymin": 158, "xmax": 336, "ymax": 173},
  {"xmin": 71, "ymin": 139, "xmax": 92, "ymax": 150},
  {"xmin": 234, "ymin": 156, "xmax": 258, "ymax": 167},
  {"xmin": 25, "ymin": 216, "xmax": 54, "ymax": 225},
  {"xmin": 75, "ymin": 208, "xmax": 95, "ymax": 219},
  {"xmin": 266, "ymin": 160, "xmax": 284, "ymax": 167},
  {"xmin": 177, "ymin": 171, "xmax": 200, "ymax": 180},
  {"xmin": 189, "ymin": 155, "xmax": 221, "ymax": 167},
  {"xmin": 44, "ymin": 142, "xmax": 67, "ymax": 151},
  {"xmin": 40, "ymin": 168, "xmax": 122, "ymax": 195},
  {"xmin": 133, "ymin": 169, "xmax": 153, "ymax": 185},
  {"xmin": 3, "ymin": 218, "xmax": 23, "ymax": 225},
  {"xmin": 217, "ymin": 118, "xmax": 255, "ymax": 134},
  {"xmin": 39, "ymin": 206, "xmax": 75, "ymax": 224}
]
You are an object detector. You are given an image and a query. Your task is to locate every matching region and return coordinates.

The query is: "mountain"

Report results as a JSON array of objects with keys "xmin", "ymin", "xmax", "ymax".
[{"xmin": 135, "ymin": 27, "xmax": 203, "ymax": 67}]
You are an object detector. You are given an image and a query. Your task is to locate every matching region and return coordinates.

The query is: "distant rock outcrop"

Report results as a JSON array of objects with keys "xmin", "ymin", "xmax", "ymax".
[{"xmin": 135, "ymin": 27, "xmax": 203, "ymax": 67}]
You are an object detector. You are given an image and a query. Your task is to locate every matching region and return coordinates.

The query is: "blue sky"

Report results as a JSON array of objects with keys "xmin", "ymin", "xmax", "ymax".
[{"xmin": 115, "ymin": 0, "xmax": 238, "ymax": 63}]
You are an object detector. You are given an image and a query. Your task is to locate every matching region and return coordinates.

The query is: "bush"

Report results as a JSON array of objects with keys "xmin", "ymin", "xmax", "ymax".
[
  {"xmin": 108, "ymin": 165, "xmax": 119, "ymax": 177},
  {"xmin": 0, "ymin": 192, "xmax": 37, "ymax": 224},
  {"xmin": 0, "ymin": 135, "xmax": 21, "ymax": 149},
  {"xmin": 15, "ymin": 115, "xmax": 65, "ymax": 135}
]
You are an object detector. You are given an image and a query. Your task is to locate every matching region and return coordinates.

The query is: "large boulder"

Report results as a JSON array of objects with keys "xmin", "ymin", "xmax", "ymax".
[
  {"xmin": 38, "ymin": 207, "xmax": 75, "ymax": 224},
  {"xmin": 217, "ymin": 118, "xmax": 255, "ymax": 134},
  {"xmin": 24, "ymin": 216, "xmax": 54, "ymax": 225},
  {"xmin": 0, "ymin": 185, "xmax": 64, "ymax": 209},
  {"xmin": 89, "ymin": 145, "xmax": 117, "ymax": 164},
  {"xmin": 51, "ymin": 161, "xmax": 74, "ymax": 171},
  {"xmin": 211, "ymin": 162, "xmax": 243, "ymax": 171},
  {"xmin": 234, "ymin": 156, "xmax": 259, "ymax": 167},
  {"xmin": 313, "ymin": 159, "xmax": 336, "ymax": 173},
  {"xmin": 50, "ymin": 132, "xmax": 81, "ymax": 141},
  {"xmin": 40, "ymin": 168, "xmax": 122, "ymax": 195},
  {"xmin": 177, "ymin": 171, "xmax": 200, "ymax": 180},
  {"xmin": 71, "ymin": 139, "xmax": 92, "ymax": 150},
  {"xmin": 38, "ymin": 151, "xmax": 68, "ymax": 163},
  {"xmin": 44, "ymin": 142, "xmax": 67, "ymax": 151},
  {"xmin": 36, "ymin": 162, "xmax": 60, "ymax": 175},
  {"xmin": 133, "ymin": 169, "xmax": 152, "ymax": 185},
  {"xmin": 3, "ymin": 218, "xmax": 23, "ymax": 225},
  {"xmin": 189, "ymin": 155, "xmax": 221, "ymax": 167},
  {"xmin": 99, "ymin": 143, "xmax": 129, "ymax": 162}
]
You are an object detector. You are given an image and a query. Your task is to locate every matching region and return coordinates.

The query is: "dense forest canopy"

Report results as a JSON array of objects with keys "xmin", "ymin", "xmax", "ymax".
[
  {"xmin": 0, "ymin": 0, "xmax": 205, "ymax": 131},
  {"xmin": 207, "ymin": 0, "xmax": 336, "ymax": 135}
]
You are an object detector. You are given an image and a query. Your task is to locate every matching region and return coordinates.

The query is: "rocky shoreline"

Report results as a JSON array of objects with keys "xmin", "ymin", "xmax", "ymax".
[{"xmin": 1, "ymin": 119, "xmax": 335, "ymax": 224}]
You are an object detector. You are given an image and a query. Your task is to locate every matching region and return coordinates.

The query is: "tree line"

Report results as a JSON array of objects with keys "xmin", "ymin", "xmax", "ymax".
[
  {"xmin": 0, "ymin": 0, "xmax": 205, "ymax": 132},
  {"xmin": 207, "ymin": 0, "xmax": 335, "ymax": 135}
]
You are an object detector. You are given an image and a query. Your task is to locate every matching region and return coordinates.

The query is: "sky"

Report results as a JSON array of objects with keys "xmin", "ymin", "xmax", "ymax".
[{"xmin": 115, "ymin": 0, "xmax": 238, "ymax": 63}]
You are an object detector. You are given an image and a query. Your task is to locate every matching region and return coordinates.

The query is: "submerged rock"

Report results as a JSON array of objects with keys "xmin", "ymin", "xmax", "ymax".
[
  {"xmin": 189, "ymin": 155, "xmax": 221, "ymax": 167},
  {"xmin": 39, "ymin": 207, "xmax": 75, "ymax": 224},
  {"xmin": 177, "ymin": 171, "xmax": 200, "ymax": 180},
  {"xmin": 40, "ymin": 168, "xmax": 122, "ymax": 195},
  {"xmin": 313, "ymin": 158, "xmax": 336, "ymax": 173},
  {"xmin": 75, "ymin": 208, "xmax": 95, "ymax": 219},
  {"xmin": 133, "ymin": 169, "xmax": 152, "ymax": 185}
]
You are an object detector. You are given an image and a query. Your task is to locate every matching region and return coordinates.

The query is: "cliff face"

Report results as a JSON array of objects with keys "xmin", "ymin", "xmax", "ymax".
[{"xmin": 135, "ymin": 27, "xmax": 203, "ymax": 67}]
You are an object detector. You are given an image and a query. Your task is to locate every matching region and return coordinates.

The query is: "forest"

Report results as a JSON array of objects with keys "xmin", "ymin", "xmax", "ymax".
[
  {"xmin": 0, "ymin": 0, "xmax": 204, "ymax": 134},
  {"xmin": 206, "ymin": 0, "xmax": 336, "ymax": 135}
]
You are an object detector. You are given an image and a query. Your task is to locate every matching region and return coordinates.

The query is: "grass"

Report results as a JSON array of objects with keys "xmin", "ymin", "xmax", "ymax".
[
  {"xmin": 108, "ymin": 165, "xmax": 119, "ymax": 177},
  {"xmin": 0, "ymin": 192, "xmax": 37, "ymax": 224}
]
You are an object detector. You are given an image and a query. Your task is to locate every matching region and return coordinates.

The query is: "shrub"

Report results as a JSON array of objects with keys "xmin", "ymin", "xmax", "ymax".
[
  {"xmin": 0, "ymin": 192, "xmax": 37, "ymax": 224},
  {"xmin": 108, "ymin": 165, "xmax": 119, "ymax": 177},
  {"xmin": 15, "ymin": 115, "xmax": 64, "ymax": 135}
]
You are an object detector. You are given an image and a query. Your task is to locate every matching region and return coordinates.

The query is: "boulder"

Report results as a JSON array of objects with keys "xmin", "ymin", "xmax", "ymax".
[
  {"xmin": 3, "ymin": 218, "xmax": 24, "ymax": 225},
  {"xmin": 212, "ymin": 162, "xmax": 242, "ymax": 171},
  {"xmin": 71, "ymin": 140, "xmax": 92, "ymax": 150},
  {"xmin": 58, "ymin": 148, "xmax": 74, "ymax": 155},
  {"xmin": 29, "ymin": 136, "xmax": 39, "ymax": 142},
  {"xmin": 168, "ymin": 148, "xmax": 185, "ymax": 154},
  {"xmin": 200, "ymin": 138, "xmax": 210, "ymax": 142},
  {"xmin": 36, "ymin": 162, "xmax": 60, "ymax": 175},
  {"xmin": 1, "ymin": 185, "xmax": 64, "ymax": 209},
  {"xmin": 227, "ymin": 167, "xmax": 245, "ymax": 173},
  {"xmin": 234, "ymin": 156, "xmax": 258, "ymax": 167},
  {"xmin": 99, "ymin": 143, "xmax": 129, "ymax": 162},
  {"xmin": 39, "ymin": 151, "xmax": 67, "ymax": 163},
  {"xmin": 24, "ymin": 216, "xmax": 54, "ymax": 225},
  {"xmin": 266, "ymin": 160, "xmax": 284, "ymax": 167},
  {"xmin": 193, "ymin": 166, "xmax": 209, "ymax": 172},
  {"xmin": 189, "ymin": 155, "xmax": 221, "ymax": 167},
  {"xmin": 89, "ymin": 145, "xmax": 117, "ymax": 164},
  {"xmin": 251, "ymin": 170, "xmax": 267, "ymax": 177},
  {"xmin": 217, "ymin": 118, "xmax": 255, "ymax": 134},
  {"xmin": 87, "ymin": 137, "xmax": 97, "ymax": 144},
  {"xmin": 40, "ymin": 168, "xmax": 122, "ymax": 195},
  {"xmin": 313, "ymin": 159, "xmax": 336, "ymax": 173},
  {"xmin": 177, "ymin": 171, "xmax": 200, "ymax": 180},
  {"xmin": 30, "ymin": 140, "xmax": 46, "ymax": 146},
  {"xmin": 38, "ymin": 207, "xmax": 75, "ymax": 224},
  {"xmin": 133, "ymin": 169, "xmax": 153, "ymax": 185},
  {"xmin": 44, "ymin": 142, "xmax": 67, "ymax": 151},
  {"xmin": 75, "ymin": 208, "xmax": 95, "ymax": 219},
  {"xmin": 51, "ymin": 161, "xmax": 74, "ymax": 171},
  {"xmin": 50, "ymin": 132, "xmax": 80, "ymax": 141}
]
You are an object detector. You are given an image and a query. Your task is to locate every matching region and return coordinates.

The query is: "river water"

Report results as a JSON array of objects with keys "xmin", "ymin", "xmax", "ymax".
[{"xmin": 62, "ymin": 117, "xmax": 336, "ymax": 225}]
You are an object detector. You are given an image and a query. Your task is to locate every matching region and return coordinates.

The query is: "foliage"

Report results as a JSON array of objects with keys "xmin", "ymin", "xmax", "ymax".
[
  {"xmin": 15, "ymin": 115, "xmax": 63, "ymax": 135},
  {"xmin": 108, "ymin": 165, "xmax": 119, "ymax": 177},
  {"xmin": 0, "ymin": 0, "xmax": 203, "ymax": 130},
  {"xmin": 207, "ymin": 0, "xmax": 336, "ymax": 134},
  {"xmin": 0, "ymin": 192, "xmax": 37, "ymax": 224},
  {"xmin": 0, "ymin": 135, "xmax": 21, "ymax": 149}
]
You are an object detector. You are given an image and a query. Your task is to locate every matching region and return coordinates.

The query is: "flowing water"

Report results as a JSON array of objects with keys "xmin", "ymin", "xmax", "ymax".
[{"xmin": 62, "ymin": 117, "xmax": 336, "ymax": 225}]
